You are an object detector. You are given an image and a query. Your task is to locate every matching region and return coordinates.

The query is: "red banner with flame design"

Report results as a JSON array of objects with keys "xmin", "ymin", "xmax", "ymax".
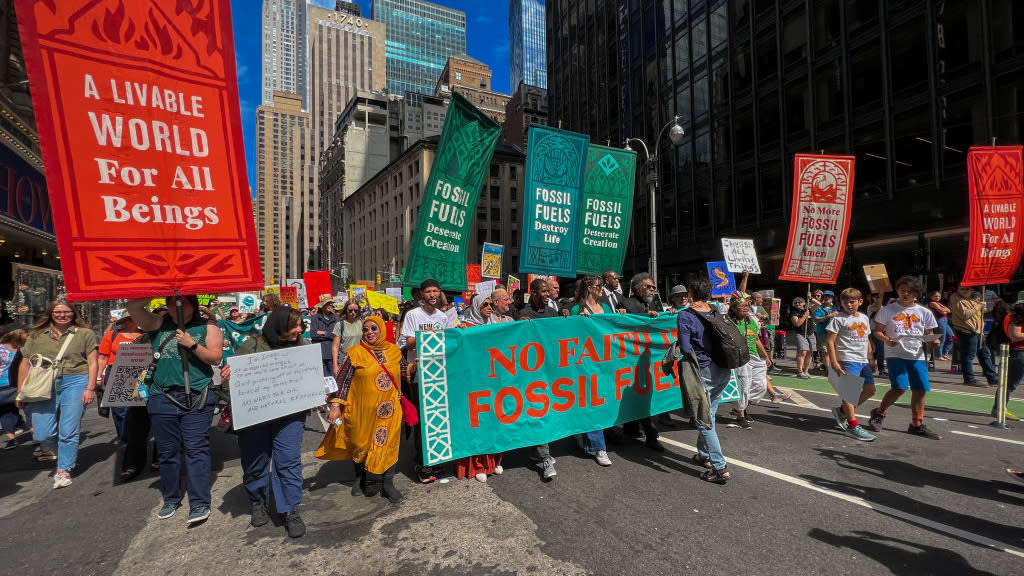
[
  {"xmin": 962, "ymin": 146, "xmax": 1024, "ymax": 287},
  {"xmin": 16, "ymin": 0, "xmax": 261, "ymax": 300},
  {"xmin": 779, "ymin": 154, "xmax": 856, "ymax": 284}
]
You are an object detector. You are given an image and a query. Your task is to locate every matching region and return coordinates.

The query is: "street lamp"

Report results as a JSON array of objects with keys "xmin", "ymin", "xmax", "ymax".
[{"xmin": 623, "ymin": 115, "xmax": 685, "ymax": 288}]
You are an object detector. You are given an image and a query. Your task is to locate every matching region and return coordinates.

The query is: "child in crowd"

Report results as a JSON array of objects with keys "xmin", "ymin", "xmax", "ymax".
[
  {"xmin": 868, "ymin": 276, "xmax": 941, "ymax": 439},
  {"xmin": 825, "ymin": 288, "xmax": 877, "ymax": 441}
]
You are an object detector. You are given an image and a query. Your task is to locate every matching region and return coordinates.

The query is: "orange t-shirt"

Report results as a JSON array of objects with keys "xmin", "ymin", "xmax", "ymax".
[{"xmin": 98, "ymin": 330, "xmax": 143, "ymax": 365}]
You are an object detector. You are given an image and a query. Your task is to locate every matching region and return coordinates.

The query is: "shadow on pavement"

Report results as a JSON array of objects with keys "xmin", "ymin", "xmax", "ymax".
[{"xmin": 808, "ymin": 528, "xmax": 999, "ymax": 575}]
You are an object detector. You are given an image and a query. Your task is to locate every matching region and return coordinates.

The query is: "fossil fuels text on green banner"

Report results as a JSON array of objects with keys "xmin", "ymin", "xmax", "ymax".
[
  {"xmin": 519, "ymin": 124, "xmax": 590, "ymax": 276},
  {"xmin": 576, "ymin": 144, "xmax": 637, "ymax": 275},
  {"xmin": 415, "ymin": 314, "xmax": 683, "ymax": 465},
  {"xmin": 405, "ymin": 93, "xmax": 501, "ymax": 290}
]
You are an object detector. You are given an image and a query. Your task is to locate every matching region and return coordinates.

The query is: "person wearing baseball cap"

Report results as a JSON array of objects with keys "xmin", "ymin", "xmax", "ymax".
[
  {"xmin": 813, "ymin": 290, "xmax": 838, "ymax": 371},
  {"xmin": 668, "ymin": 284, "xmax": 689, "ymax": 313},
  {"xmin": 310, "ymin": 295, "xmax": 339, "ymax": 376}
]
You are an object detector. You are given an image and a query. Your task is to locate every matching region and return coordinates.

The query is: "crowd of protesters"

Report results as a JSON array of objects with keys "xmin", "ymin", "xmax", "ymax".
[{"xmin": 2, "ymin": 271, "xmax": 1023, "ymax": 538}]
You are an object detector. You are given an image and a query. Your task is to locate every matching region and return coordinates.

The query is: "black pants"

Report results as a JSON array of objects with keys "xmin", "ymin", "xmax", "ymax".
[
  {"xmin": 623, "ymin": 417, "xmax": 658, "ymax": 439},
  {"xmin": 123, "ymin": 406, "xmax": 151, "ymax": 472}
]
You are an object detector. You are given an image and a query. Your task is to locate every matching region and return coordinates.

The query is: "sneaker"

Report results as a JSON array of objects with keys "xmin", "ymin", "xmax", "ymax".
[
  {"xmin": 907, "ymin": 424, "xmax": 942, "ymax": 440},
  {"xmin": 474, "ymin": 472, "xmax": 487, "ymax": 483},
  {"xmin": 771, "ymin": 391, "xmax": 791, "ymax": 402},
  {"xmin": 797, "ymin": 372, "xmax": 811, "ymax": 380},
  {"xmin": 157, "ymin": 502, "xmax": 180, "ymax": 519},
  {"xmin": 52, "ymin": 470, "xmax": 72, "ymax": 489},
  {"xmin": 1007, "ymin": 409, "xmax": 1021, "ymax": 421},
  {"xmin": 644, "ymin": 437, "xmax": 666, "ymax": 452},
  {"xmin": 2, "ymin": 438, "xmax": 15, "ymax": 450},
  {"xmin": 250, "ymin": 501, "xmax": 270, "ymax": 527},
  {"xmin": 964, "ymin": 379, "xmax": 988, "ymax": 388},
  {"xmin": 831, "ymin": 407, "xmax": 849, "ymax": 431},
  {"xmin": 542, "ymin": 456, "xmax": 557, "ymax": 480},
  {"xmin": 35, "ymin": 450, "xmax": 56, "ymax": 462},
  {"xmin": 284, "ymin": 510, "xmax": 306, "ymax": 538},
  {"xmin": 593, "ymin": 450, "xmax": 612, "ymax": 466},
  {"xmin": 493, "ymin": 465, "xmax": 503, "ymax": 475},
  {"xmin": 864, "ymin": 408, "xmax": 885, "ymax": 432},
  {"xmin": 187, "ymin": 506, "xmax": 211, "ymax": 525},
  {"xmin": 846, "ymin": 425, "xmax": 877, "ymax": 442}
]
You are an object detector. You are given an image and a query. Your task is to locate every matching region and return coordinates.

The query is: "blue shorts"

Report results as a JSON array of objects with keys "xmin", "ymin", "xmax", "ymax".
[
  {"xmin": 886, "ymin": 358, "xmax": 930, "ymax": 392},
  {"xmin": 839, "ymin": 361, "xmax": 875, "ymax": 386}
]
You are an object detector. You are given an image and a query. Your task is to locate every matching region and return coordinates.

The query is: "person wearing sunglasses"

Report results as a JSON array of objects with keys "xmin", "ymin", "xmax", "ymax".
[
  {"xmin": 615, "ymin": 273, "xmax": 665, "ymax": 452},
  {"xmin": 453, "ymin": 294, "xmax": 504, "ymax": 482},
  {"xmin": 331, "ymin": 299, "xmax": 364, "ymax": 377}
]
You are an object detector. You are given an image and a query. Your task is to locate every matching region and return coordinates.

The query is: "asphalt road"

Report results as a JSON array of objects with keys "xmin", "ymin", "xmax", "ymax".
[{"xmin": 1, "ymin": 373, "xmax": 1022, "ymax": 575}]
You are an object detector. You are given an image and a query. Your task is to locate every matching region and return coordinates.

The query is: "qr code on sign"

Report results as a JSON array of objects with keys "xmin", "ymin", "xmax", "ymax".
[{"xmin": 102, "ymin": 364, "xmax": 146, "ymax": 406}]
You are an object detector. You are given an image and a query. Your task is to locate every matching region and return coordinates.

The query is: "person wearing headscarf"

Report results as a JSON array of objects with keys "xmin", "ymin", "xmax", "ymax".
[
  {"xmin": 317, "ymin": 316, "xmax": 415, "ymax": 503},
  {"xmin": 220, "ymin": 306, "xmax": 308, "ymax": 538},
  {"xmin": 454, "ymin": 295, "xmax": 503, "ymax": 481}
]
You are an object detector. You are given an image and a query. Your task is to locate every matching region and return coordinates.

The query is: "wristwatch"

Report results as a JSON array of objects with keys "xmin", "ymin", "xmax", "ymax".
[{"xmin": 189, "ymin": 342, "xmax": 199, "ymax": 351}]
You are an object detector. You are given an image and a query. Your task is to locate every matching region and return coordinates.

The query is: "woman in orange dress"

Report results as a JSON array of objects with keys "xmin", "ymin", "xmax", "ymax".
[{"xmin": 317, "ymin": 316, "xmax": 414, "ymax": 503}]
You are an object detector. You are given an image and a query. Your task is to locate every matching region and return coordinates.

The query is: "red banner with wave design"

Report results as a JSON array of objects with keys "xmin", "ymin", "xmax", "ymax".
[
  {"xmin": 962, "ymin": 146, "xmax": 1024, "ymax": 287},
  {"xmin": 16, "ymin": 0, "xmax": 261, "ymax": 300},
  {"xmin": 779, "ymin": 154, "xmax": 855, "ymax": 284}
]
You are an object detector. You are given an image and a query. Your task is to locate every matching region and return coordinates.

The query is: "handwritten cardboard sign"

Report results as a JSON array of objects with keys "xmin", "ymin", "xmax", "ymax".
[
  {"xmin": 227, "ymin": 344, "xmax": 325, "ymax": 430},
  {"xmin": 721, "ymin": 238, "xmax": 761, "ymax": 274},
  {"xmin": 862, "ymin": 264, "xmax": 892, "ymax": 294}
]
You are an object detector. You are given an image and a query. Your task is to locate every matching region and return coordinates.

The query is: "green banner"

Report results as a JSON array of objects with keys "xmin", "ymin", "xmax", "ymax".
[
  {"xmin": 406, "ymin": 93, "xmax": 501, "ymax": 290},
  {"xmin": 576, "ymin": 144, "xmax": 637, "ymax": 275},
  {"xmin": 416, "ymin": 314, "xmax": 683, "ymax": 465},
  {"xmin": 519, "ymin": 124, "xmax": 590, "ymax": 276}
]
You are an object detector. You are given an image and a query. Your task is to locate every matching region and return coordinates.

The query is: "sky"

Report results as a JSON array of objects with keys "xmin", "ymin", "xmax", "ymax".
[{"xmin": 230, "ymin": 0, "xmax": 515, "ymax": 191}]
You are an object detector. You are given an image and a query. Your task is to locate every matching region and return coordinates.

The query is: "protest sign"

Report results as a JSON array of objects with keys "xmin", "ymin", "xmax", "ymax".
[
  {"xmin": 149, "ymin": 298, "xmax": 166, "ymax": 312},
  {"xmin": 279, "ymin": 286, "xmax": 299, "ymax": 308},
  {"xmin": 415, "ymin": 314, "xmax": 683, "ymax": 465},
  {"xmin": 264, "ymin": 285, "xmax": 280, "ymax": 296},
  {"xmin": 467, "ymin": 265, "xmax": 482, "ymax": 287},
  {"xmin": 527, "ymin": 274, "xmax": 553, "ymax": 287},
  {"xmin": 475, "ymin": 280, "xmax": 496, "ymax": 298},
  {"xmin": 237, "ymin": 293, "xmax": 259, "ymax": 314},
  {"xmin": 481, "ymin": 243, "xmax": 504, "ymax": 278},
  {"xmin": 218, "ymin": 315, "xmax": 267, "ymax": 359},
  {"xmin": 706, "ymin": 261, "xmax": 736, "ymax": 297},
  {"xmin": 405, "ymin": 93, "xmax": 501, "ymax": 290},
  {"xmin": 227, "ymin": 344, "xmax": 325, "ymax": 430},
  {"xmin": 364, "ymin": 290, "xmax": 399, "ymax": 315},
  {"xmin": 15, "ymin": 0, "xmax": 262, "ymax": 301},
  {"xmin": 303, "ymin": 270, "xmax": 332, "ymax": 308},
  {"xmin": 962, "ymin": 146, "xmax": 1024, "ymax": 286},
  {"xmin": 520, "ymin": 125, "xmax": 590, "ymax": 276},
  {"xmin": 779, "ymin": 154, "xmax": 855, "ymax": 283},
  {"xmin": 721, "ymin": 238, "xmax": 761, "ymax": 274},
  {"xmin": 285, "ymin": 279, "xmax": 307, "ymax": 306},
  {"xmin": 768, "ymin": 298, "xmax": 781, "ymax": 326},
  {"xmin": 862, "ymin": 264, "xmax": 892, "ymax": 294},
  {"xmin": 385, "ymin": 287, "xmax": 403, "ymax": 301},
  {"xmin": 576, "ymin": 144, "xmax": 636, "ymax": 275},
  {"xmin": 507, "ymin": 275, "xmax": 521, "ymax": 294},
  {"xmin": 350, "ymin": 284, "xmax": 367, "ymax": 300},
  {"xmin": 100, "ymin": 342, "xmax": 151, "ymax": 407}
]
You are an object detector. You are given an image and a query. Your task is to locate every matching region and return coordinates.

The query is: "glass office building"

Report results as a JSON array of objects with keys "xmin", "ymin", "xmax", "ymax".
[
  {"xmin": 510, "ymin": 0, "xmax": 548, "ymax": 89},
  {"xmin": 549, "ymin": 0, "xmax": 1024, "ymax": 292},
  {"xmin": 372, "ymin": 0, "xmax": 467, "ymax": 96}
]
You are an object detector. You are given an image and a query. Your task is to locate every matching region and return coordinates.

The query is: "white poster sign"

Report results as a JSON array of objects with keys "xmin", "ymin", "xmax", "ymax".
[
  {"xmin": 100, "ymin": 342, "xmax": 151, "ymax": 407},
  {"xmin": 228, "ymin": 344, "xmax": 325, "ymax": 430},
  {"xmin": 385, "ymin": 287, "xmax": 403, "ymax": 301},
  {"xmin": 475, "ymin": 280, "xmax": 497, "ymax": 298},
  {"xmin": 286, "ymin": 278, "xmax": 307, "ymax": 306},
  {"xmin": 237, "ymin": 292, "xmax": 259, "ymax": 314},
  {"xmin": 721, "ymin": 237, "xmax": 761, "ymax": 274}
]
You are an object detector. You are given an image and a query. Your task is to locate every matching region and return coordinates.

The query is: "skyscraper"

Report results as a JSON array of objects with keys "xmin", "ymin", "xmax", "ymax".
[
  {"xmin": 261, "ymin": 0, "xmax": 307, "ymax": 109},
  {"xmin": 509, "ymin": 0, "xmax": 547, "ymax": 89},
  {"xmin": 372, "ymin": 0, "xmax": 467, "ymax": 96}
]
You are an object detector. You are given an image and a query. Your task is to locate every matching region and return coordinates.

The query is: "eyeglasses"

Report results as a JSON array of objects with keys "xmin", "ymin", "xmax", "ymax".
[
  {"xmin": 642, "ymin": 284, "xmax": 656, "ymax": 290},
  {"xmin": 480, "ymin": 302, "xmax": 492, "ymax": 308},
  {"xmin": 346, "ymin": 308, "xmax": 359, "ymax": 313},
  {"xmin": 361, "ymin": 324, "xmax": 379, "ymax": 332}
]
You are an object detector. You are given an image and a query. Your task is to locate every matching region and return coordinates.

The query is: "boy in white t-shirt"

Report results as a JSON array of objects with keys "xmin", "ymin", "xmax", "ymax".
[
  {"xmin": 825, "ymin": 288, "xmax": 876, "ymax": 441},
  {"xmin": 867, "ymin": 276, "xmax": 941, "ymax": 439}
]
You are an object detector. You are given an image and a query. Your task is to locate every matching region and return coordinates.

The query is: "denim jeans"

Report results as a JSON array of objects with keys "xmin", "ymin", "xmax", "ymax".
[
  {"xmin": 31, "ymin": 374, "xmax": 89, "ymax": 470},
  {"xmin": 954, "ymin": 330, "xmax": 998, "ymax": 384},
  {"xmin": 580, "ymin": 429, "xmax": 606, "ymax": 453},
  {"xmin": 696, "ymin": 363, "xmax": 732, "ymax": 470},
  {"xmin": 237, "ymin": 411, "xmax": 305, "ymax": 514},
  {"xmin": 937, "ymin": 318, "xmax": 955, "ymax": 357},
  {"xmin": 111, "ymin": 406, "xmax": 129, "ymax": 445},
  {"xmin": 147, "ymin": 389, "xmax": 215, "ymax": 509}
]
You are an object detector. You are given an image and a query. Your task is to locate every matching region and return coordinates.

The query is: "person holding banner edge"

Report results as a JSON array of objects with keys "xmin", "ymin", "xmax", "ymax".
[
  {"xmin": 616, "ymin": 273, "xmax": 665, "ymax": 452},
  {"xmin": 126, "ymin": 295, "xmax": 224, "ymax": 524},
  {"xmin": 518, "ymin": 278, "xmax": 563, "ymax": 479},
  {"xmin": 569, "ymin": 275, "xmax": 615, "ymax": 467}
]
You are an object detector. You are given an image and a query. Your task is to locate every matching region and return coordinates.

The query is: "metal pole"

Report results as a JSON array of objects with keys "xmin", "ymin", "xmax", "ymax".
[
  {"xmin": 175, "ymin": 291, "xmax": 193, "ymax": 410},
  {"xmin": 649, "ymin": 160, "xmax": 658, "ymax": 286},
  {"xmin": 991, "ymin": 343, "xmax": 1010, "ymax": 429}
]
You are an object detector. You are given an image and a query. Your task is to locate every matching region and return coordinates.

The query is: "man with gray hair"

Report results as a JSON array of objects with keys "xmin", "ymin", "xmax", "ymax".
[{"xmin": 615, "ymin": 271, "xmax": 664, "ymax": 450}]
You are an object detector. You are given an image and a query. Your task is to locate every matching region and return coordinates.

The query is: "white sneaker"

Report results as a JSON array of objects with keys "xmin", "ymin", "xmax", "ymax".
[
  {"xmin": 493, "ymin": 465, "xmax": 503, "ymax": 475},
  {"xmin": 594, "ymin": 450, "xmax": 612, "ymax": 467},
  {"xmin": 474, "ymin": 472, "xmax": 487, "ymax": 483},
  {"xmin": 53, "ymin": 470, "xmax": 72, "ymax": 489},
  {"xmin": 542, "ymin": 457, "xmax": 557, "ymax": 479}
]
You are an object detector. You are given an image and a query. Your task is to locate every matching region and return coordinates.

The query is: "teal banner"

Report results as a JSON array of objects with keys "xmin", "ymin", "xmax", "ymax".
[
  {"xmin": 406, "ymin": 93, "xmax": 501, "ymax": 290},
  {"xmin": 576, "ymin": 144, "xmax": 637, "ymax": 275},
  {"xmin": 519, "ymin": 124, "xmax": 590, "ymax": 276},
  {"xmin": 416, "ymin": 314, "xmax": 683, "ymax": 465}
]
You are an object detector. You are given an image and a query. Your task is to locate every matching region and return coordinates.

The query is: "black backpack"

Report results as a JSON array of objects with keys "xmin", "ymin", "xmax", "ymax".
[{"xmin": 687, "ymin": 308, "xmax": 751, "ymax": 369}]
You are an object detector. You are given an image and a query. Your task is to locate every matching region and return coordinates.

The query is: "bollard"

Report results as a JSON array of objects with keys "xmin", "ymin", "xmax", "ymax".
[{"xmin": 991, "ymin": 343, "xmax": 1011, "ymax": 429}]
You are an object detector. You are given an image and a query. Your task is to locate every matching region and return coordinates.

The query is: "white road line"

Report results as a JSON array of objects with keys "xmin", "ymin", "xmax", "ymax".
[
  {"xmin": 783, "ymin": 388, "xmax": 819, "ymax": 410},
  {"xmin": 657, "ymin": 437, "xmax": 1024, "ymax": 558},
  {"xmin": 951, "ymin": 430, "xmax": 1024, "ymax": 446}
]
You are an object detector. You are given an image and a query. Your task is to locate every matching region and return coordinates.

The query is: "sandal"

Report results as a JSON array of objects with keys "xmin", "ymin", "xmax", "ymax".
[
  {"xmin": 120, "ymin": 468, "xmax": 140, "ymax": 482},
  {"xmin": 150, "ymin": 462, "xmax": 160, "ymax": 472},
  {"xmin": 691, "ymin": 454, "xmax": 712, "ymax": 468},
  {"xmin": 700, "ymin": 466, "xmax": 730, "ymax": 484}
]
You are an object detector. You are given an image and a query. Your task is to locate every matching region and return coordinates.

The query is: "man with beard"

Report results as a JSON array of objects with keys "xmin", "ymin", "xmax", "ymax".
[
  {"xmin": 399, "ymin": 279, "xmax": 453, "ymax": 483},
  {"xmin": 546, "ymin": 278, "xmax": 571, "ymax": 317},
  {"xmin": 517, "ymin": 278, "xmax": 561, "ymax": 479},
  {"xmin": 615, "ymin": 273, "xmax": 665, "ymax": 450}
]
